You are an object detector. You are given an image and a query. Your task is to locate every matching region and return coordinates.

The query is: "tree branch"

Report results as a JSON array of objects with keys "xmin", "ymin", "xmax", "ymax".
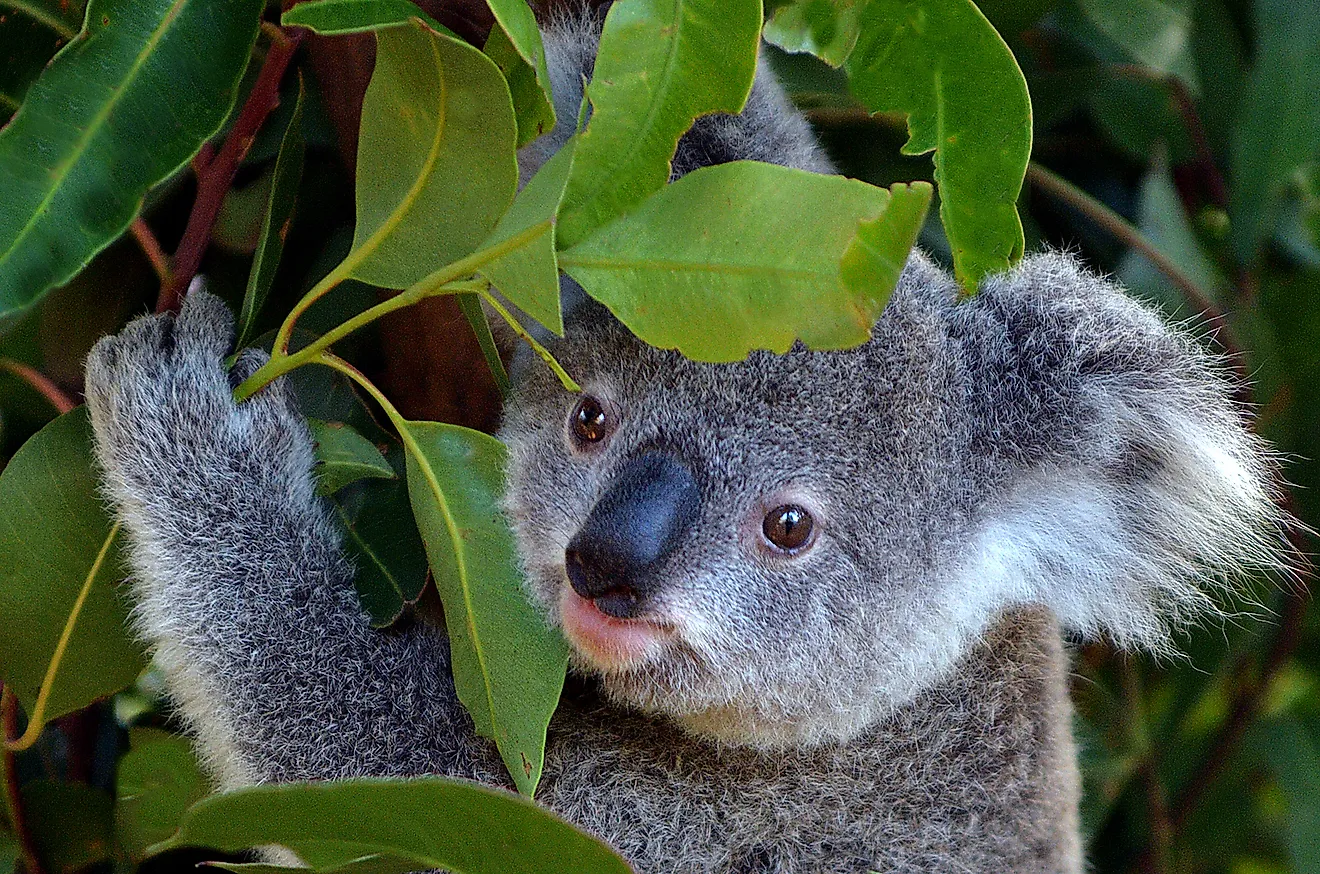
[
  {"xmin": 1, "ymin": 687, "xmax": 46, "ymax": 874},
  {"xmin": 129, "ymin": 218, "xmax": 171, "ymax": 286},
  {"xmin": 158, "ymin": 27, "xmax": 305, "ymax": 314},
  {"xmin": 0, "ymin": 360, "xmax": 75, "ymax": 414}
]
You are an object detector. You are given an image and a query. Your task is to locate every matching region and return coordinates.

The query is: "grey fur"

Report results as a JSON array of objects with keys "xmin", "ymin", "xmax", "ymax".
[{"xmin": 84, "ymin": 9, "xmax": 1285, "ymax": 873}]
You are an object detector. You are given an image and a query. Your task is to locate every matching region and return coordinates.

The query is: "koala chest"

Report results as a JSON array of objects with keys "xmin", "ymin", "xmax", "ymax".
[{"xmin": 532, "ymin": 610, "xmax": 1082, "ymax": 874}]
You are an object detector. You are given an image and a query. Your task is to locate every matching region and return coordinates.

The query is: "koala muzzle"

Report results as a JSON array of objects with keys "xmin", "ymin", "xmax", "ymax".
[{"xmin": 565, "ymin": 451, "xmax": 701, "ymax": 619}]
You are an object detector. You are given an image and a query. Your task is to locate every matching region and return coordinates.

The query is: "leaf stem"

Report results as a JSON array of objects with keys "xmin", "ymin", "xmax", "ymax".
[
  {"xmin": 130, "ymin": 217, "xmax": 171, "ymax": 286},
  {"xmin": 0, "ymin": 360, "xmax": 75, "ymax": 414},
  {"xmin": 245, "ymin": 221, "xmax": 554, "ymax": 399},
  {"xmin": 3, "ymin": 524, "xmax": 121, "ymax": 754},
  {"xmin": 1, "ymin": 686, "xmax": 46, "ymax": 874},
  {"xmin": 479, "ymin": 290, "xmax": 579, "ymax": 392},
  {"xmin": 159, "ymin": 26, "xmax": 305, "ymax": 314}
]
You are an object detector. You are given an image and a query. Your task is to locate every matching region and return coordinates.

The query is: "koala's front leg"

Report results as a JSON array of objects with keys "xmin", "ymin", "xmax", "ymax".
[{"xmin": 86, "ymin": 293, "xmax": 497, "ymax": 788}]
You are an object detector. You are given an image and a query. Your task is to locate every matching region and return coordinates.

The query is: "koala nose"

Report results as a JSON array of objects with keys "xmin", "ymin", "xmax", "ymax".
[{"xmin": 565, "ymin": 451, "xmax": 701, "ymax": 619}]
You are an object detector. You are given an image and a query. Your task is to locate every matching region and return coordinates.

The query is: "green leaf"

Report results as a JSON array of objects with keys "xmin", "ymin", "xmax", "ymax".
[
  {"xmin": 0, "ymin": 0, "xmax": 264, "ymax": 325},
  {"xmin": 337, "ymin": 18, "xmax": 518, "ymax": 289},
  {"xmin": 0, "ymin": 2, "xmax": 81, "ymax": 124},
  {"xmin": 560, "ymin": 161, "xmax": 931, "ymax": 361},
  {"xmin": 155, "ymin": 779, "xmax": 632, "ymax": 874},
  {"xmin": 115, "ymin": 728, "xmax": 208, "ymax": 859},
  {"xmin": 1118, "ymin": 152, "xmax": 1226, "ymax": 314},
  {"xmin": 456, "ymin": 292, "xmax": 511, "ymax": 397},
  {"xmin": 400, "ymin": 422, "xmax": 567, "ymax": 796},
  {"xmin": 483, "ymin": 0, "xmax": 556, "ymax": 148},
  {"xmin": 763, "ymin": 0, "xmax": 863, "ymax": 68},
  {"xmin": 844, "ymin": 0, "xmax": 1031, "ymax": 290},
  {"xmin": 21, "ymin": 781, "xmax": 114, "ymax": 874},
  {"xmin": 2, "ymin": 1, "xmax": 85, "ymax": 37},
  {"xmin": 479, "ymin": 139, "xmax": 576, "ymax": 335},
  {"xmin": 236, "ymin": 75, "xmax": 306, "ymax": 349},
  {"xmin": 1263, "ymin": 719, "xmax": 1320, "ymax": 874},
  {"xmin": 1228, "ymin": 0, "xmax": 1320, "ymax": 264},
  {"xmin": 308, "ymin": 418, "xmax": 395, "ymax": 496},
  {"xmin": 0, "ymin": 408, "xmax": 145, "ymax": 731},
  {"xmin": 0, "ymin": 829, "xmax": 16, "ymax": 874},
  {"xmin": 331, "ymin": 472, "xmax": 429, "ymax": 629},
  {"xmin": 280, "ymin": 0, "xmax": 454, "ymax": 36},
  {"xmin": 555, "ymin": 0, "xmax": 763, "ymax": 247},
  {"xmin": 1075, "ymin": 0, "xmax": 1198, "ymax": 92}
]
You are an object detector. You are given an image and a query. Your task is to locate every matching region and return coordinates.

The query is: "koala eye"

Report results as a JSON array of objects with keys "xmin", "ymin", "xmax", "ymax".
[
  {"xmin": 762, "ymin": 505, "xmax": 814, "ymax": 553},
  {"xmin": 570, "ymin": 395, "xmax": 611, "ymax": 445}
]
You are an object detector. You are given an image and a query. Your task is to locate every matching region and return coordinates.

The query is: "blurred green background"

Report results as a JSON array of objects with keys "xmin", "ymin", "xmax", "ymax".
[{"xmin": 2, "ymin": 0, "xmax": 1319, "ymax": 872}]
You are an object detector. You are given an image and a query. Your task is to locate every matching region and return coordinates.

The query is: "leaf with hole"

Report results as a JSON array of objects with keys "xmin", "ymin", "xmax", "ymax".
[
  {"xmin": 0, "ymin": 0, "xmax": 264, "ymax": 326},
  {"xmin": 844, "ymin": 0, "xmax": 1031, "ymax": 290},
  {"xmin": 555, "ymin": 0, "xmax": 762, "ymax": 247},
  {"xmin": 400, "ymin": 421, "xmax": 567, "ymax": 796},
  {"xmin": 762, "ymin": 0, "xmax": 863, "ymax": 67},
  {"xmin": 560, "ymin": 162, "xmax": 931, "ymax": 361},
  {"xmin": 0, "ymin": 408, "xmax": 145, "ymax": 736},
  {"xmin": 153, "ymin": 778, "xmax": 632, "ymax": 874}
]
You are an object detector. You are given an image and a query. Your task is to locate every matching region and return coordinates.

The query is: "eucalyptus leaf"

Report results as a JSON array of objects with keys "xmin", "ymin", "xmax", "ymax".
[
  {"xmin": 339, "ymin": 18, "xmax": 518, "ymax": 289},
  {"xmin": 560, "ymin": 162, "xmax": 931, "ymax": 361},
  {"xmin": 309, "ymin": 418, "xmax": 395, "ymax": 496},
  {"xmin": 280, "ymin": 0, "xmax": 454, "ymax": 36},
  {"xmin": 479, "ymin": 139, "xmax": 576, "ymax": 335},
  {"xmin": 3, "ymin": 0, "xmax": 84, "ymax": 37},
  {"xmin": 155, "ymin": 778, "xmax": 632, "ymax": 874},
  {"xmin": 0, "ymin": 408, "xmax": 145, "ymax": 731},
  {"xmin": 555, "ymin": 0, "xmax": 763, "ymax": 247},
  {"xmin": 457, "ymin": 292, "xmax": 512, "ymax": 397},
  {"xmin": 1076, "ymin": 0, "xmax": 1198, "ymax": 92},
  {"xmin": 0, "ymin": 3, "xmax": 78, "ymax": 124},
  {"xmin": 0, "ymin": 0, "xmax": 264, "ymax": 324},
  {"xmin": 763, "ymin": 0, "xmax": 863, "ymax": 67},
  {"xmin": 483, "ymin": 0, "xmax": 556, "ymax": 148},
  {"xmin": 1228, "ymin": 0, "xmax": 1320, "ymax": 263},
  {"xmin": 844, "ymin": 0, "xmax": 1031, "ymax": 290},
  {"xmin": 115, "ymin": 728, "xmax": 208, "ymax": 859},
  {"xmin": 400, "ymin": 422, "xmax": 568, "ymax": 796},
  {"xmin": 332, "ymin": 472, "xmax": 429, "ymax": 629},
  {"xmin": 236, "ymin": 76, "xmax": 306, "ymax": 349}
]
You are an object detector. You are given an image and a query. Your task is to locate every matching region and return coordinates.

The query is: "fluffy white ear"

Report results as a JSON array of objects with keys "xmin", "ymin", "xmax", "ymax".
[{"xmin": 948, "ymin": 253, "xmax": 1292, "ymax": 652}]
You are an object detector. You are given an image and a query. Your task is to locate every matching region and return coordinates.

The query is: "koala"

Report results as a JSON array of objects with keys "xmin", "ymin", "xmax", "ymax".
[{"xmin": 83, "ymin": 7, "xmax": 1286, "ymax": 874}]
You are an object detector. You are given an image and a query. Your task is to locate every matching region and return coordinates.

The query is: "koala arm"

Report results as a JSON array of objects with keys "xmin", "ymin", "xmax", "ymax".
[
  {"xmin": 85, "ymin": 293, "xmax": 499, "ymax": 789},
  {"xmin": 941, "ymin": 252, "xmax": 1287, "ymax": 649}
]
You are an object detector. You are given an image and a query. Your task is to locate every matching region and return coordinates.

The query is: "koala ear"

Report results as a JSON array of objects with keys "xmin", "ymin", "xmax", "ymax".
[{"xmin": 945, "ymin": 253, "xmax": 1293, "ymax": 653}]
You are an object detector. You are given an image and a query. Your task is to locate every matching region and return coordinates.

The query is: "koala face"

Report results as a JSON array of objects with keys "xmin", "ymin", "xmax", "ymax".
[{"xmin": 500, "ymin": 267, "xmax": 1002, "ymax": 748}]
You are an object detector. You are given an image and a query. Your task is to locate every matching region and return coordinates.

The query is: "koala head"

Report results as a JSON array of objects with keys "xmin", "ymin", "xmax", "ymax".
[{"xmin": 499, "ymin": 253, "xmax": 1287, "ymax": 750}]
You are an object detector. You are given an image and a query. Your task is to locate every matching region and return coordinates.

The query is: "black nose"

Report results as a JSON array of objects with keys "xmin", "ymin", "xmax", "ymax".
[{"xmin": 565, "ymin": 451, "xmax": 701, "ymax": 619}]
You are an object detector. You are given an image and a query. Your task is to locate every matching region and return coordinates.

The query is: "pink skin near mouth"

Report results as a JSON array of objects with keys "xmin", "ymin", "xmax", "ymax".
[{"xmin": 558, "ymin": 585, "xmax": 671, "ymax": 671}]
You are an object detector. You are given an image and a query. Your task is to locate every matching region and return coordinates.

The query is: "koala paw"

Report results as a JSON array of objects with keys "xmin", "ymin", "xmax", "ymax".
[{"xmin": 85, "ymin": 291, "xmax": 306, "ymax": 498}]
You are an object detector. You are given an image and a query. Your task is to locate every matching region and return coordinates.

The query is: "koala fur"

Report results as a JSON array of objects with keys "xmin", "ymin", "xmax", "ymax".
[{"xmin": 83, "ymin": 7, "xmax": 1285, "ymax": 873}]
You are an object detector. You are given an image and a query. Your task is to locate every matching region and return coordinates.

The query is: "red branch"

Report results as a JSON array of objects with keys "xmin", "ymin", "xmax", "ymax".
[
  {"xmin": 157, "ymin": 27, "xmax": 305, "ymax": 313},
  {"xmin": 0, "ymin": 360, "xmax": 75, "ymax": 414}
]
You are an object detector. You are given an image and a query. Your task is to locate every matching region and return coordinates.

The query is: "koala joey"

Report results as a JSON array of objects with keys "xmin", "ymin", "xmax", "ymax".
[{"xmin": 84, "ymin": 7, "xmax": 1286, "ymax": 874}]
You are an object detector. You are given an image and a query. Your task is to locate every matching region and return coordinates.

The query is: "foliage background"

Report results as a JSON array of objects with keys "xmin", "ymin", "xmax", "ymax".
[{"xmin": 0, "ymin": 0, "xmax": 1318, "ymax": 872}]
